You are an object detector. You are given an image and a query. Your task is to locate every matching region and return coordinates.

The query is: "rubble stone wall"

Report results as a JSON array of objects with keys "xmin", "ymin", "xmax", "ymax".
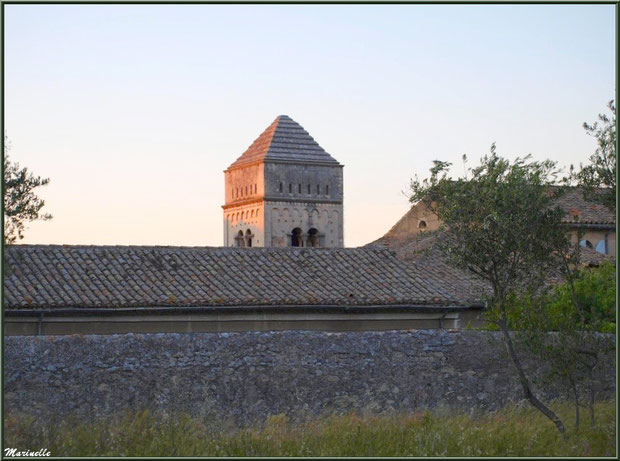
[{"xmin": 3, "ymin": 330, "xmax": 615, "ymax": 426}]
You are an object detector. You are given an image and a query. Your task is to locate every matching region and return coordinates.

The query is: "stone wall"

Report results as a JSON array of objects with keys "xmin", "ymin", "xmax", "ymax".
[
  {"xmin": 267, "ymin": 201, "xmax": 343, "ymax": 247},
  {"xmin": 4, "ymin": 330, "xmax": 615, "ymax": 426}
]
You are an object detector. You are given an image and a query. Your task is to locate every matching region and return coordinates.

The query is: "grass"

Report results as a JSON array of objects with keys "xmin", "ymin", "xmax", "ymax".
[{"xmin": 4, "ymin": 401, "xmax": 616, "ymax": 457}]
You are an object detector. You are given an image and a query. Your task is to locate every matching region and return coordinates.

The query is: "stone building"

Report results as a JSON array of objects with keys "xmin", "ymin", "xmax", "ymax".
[
  {"xmin": 375, "ymin": 186, "xmax": 615, "ymax": 257},
  {"xmin": 3, "ymin": 245, "xmax": 483, "ymax": 335},
  {"xmin": 222, "ymin": 115, "xmax": 344, "ymax": 248}
]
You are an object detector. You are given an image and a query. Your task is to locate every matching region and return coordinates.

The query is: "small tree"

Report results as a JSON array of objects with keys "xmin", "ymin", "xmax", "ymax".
[
  {"xmin": 507, "ymin": 261, "xmax": 615, "ymax": 430},
  {"xmin": 409, "ymin": 144, "xmax": 571, "ymax": 433},
  {"xmin": 574, "ymin": 100, "xmax": 616, "ymax": 212},
  {"xmin": 3, "ymin": 137, "xmax": 52, "ymax": 244}
]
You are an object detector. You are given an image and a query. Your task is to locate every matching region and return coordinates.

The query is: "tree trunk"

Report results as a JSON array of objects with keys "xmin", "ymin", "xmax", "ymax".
[
  {"xmin": 569, "ymin": 374, "xmax": 579, "ymax": 430},
  {"xmin": 588, "ymin": 367, "xmax": 596, "ymax": 426},
  {"xmin": 499, "ymin": 319, "xmax": 566, "ymax": 434}
]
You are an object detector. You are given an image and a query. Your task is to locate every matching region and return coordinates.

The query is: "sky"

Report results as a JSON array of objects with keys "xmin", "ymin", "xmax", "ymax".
[{"xmin": 3, "ymin": 4, "xmax": 616, "ymax": 247}]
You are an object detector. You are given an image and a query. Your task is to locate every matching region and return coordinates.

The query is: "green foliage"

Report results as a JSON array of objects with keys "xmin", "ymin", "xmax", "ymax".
[
  {"xmin": 4, "ymin": 403, "xmax": 615, "ymax": 457},
  {"xmin": 3, "ymin": 136, "xmax": 52, "ymax": 244},
  {"xmin": 409, "ymin": 143, "xmax": 570, "ymax": 302},
  {"xmin": 498, "ymin": 262, "xmax": 616, "ymax": 334},
  {"xmin": 499, "ymin": 262, "xmax": 616, "ymax": 428},
  {"xmin": 546, "ymin": 262, "xmax": 616, "ymax": 334},
  {"xmin": 574, "ymin": 100, "xmax": 616, "ymax": 212},
  {"xmin": 409, "ymin": 145, "xmax": 577, "ymax": 433}
]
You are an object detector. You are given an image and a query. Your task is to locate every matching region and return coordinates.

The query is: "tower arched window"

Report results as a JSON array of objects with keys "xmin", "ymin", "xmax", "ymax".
[
  {"xmin": 326, "ymin": 185, "xmax": 329, "ymax": 195},
  {"xmin": 289, "ymin": 183, "xmax": 292, "ymax": 193},
  {"xmin": 279, "ymin": 182, "xmax": 283, "ymax": 193},
  {"xmin": 254, "ymin": 184, "xmax": 257, "ymax": 194},
  {"xmin": 245, "ymin": 185, "xmax": 248, "ymax": 196},
  {"xmin": 235, "ymin": 230, "xmax": 245, "ymax": 247},
  {"xmin": 317, "ymin": 185, "xmax": 320, "ymax": 194},
  {"xmin": 291, "ymin": 227, "xmax": 303, "ymax": 247},
  {"xmin": 418, "ymin": 220, "xmax": 427, "ymax": 230},
  {"xmin": 245, "ymin": 229, "xmax": 253, "ymax": 247},
  {"xmin": 298, "ymin": 184, "xmax": 301, "ymax": 194},
  {"xmin": 307, "ymin": 228, "xmax": 319, "ymax": 247},
  {"xmin": 307, "ymin": 184, "xmax": 311, "ymax": 194}
]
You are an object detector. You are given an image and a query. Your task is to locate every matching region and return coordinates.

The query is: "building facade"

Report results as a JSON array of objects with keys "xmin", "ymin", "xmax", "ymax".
[
  {"xmin": 375, "ymin": 187, "xmax": 616, "ymax": 257},
  {"xmin": 222, "ymin": 115, "xmax": 344, "ymax": 248}
]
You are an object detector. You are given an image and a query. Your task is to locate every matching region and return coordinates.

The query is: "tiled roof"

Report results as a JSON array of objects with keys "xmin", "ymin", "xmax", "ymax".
[
  {"xmin": 367, "ymin": 229, "xmax": 615, "ymax": 302},
  {"xmin": 3, "ymin": 245, "xmax": 480, "ymax": 310},
  {"xmin": 227, "ymin": 115, "xmax": 340, "ymax": 169},
  {"xmin": 367, "ymin": 232, "xmax": 490, "ymax": 303},
  {"xmin": 551, "ymin": 187, "xmax": 615, "ymax": 225}
]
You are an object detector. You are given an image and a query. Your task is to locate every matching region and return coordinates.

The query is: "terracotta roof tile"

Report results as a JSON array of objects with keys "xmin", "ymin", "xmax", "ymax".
[
  {"xmin": 367, "ymin": 229, "xmax": 615, "ymax": 303},
  {"xmin": 3, "ymin": 245, "xmax": 478, "ymax": 309},
  {"xmin": 227, "ymin": 115, "xmax": 340, "ymax": 169},
  {"xmin": 551, "ymin": 187, "xmax": 615, "ymax": 225}
]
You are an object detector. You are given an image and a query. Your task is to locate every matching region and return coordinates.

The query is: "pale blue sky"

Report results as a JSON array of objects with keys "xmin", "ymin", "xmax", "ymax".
[{"xmin": 4, "ymin": 4, "xmax": 616, "ymax": 247}]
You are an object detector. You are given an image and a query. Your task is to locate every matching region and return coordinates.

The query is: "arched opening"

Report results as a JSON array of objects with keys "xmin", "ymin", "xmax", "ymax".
[
  {"xmin": 307, "ymin": 228, "xmax": 319, "ymax": 247},
  {"xmin": 279, "ymin": 182, "xmax": 283, "ymax": 193},
  {"xmin": 245, "ymin": 229, "xmax": 253, "ymax": 247},
  {"xmin": 235, "ymin": 230, "xmax": 245, "ymax": 247},
  {"xmin": 418, "ymin": 220, "xmax": 427, "ymax": 230},
  {"xmin": 291, "ymin": 227, "xmax": 303, "ymax": 247},
  {"xmin": 579, "ymin": 239, "xmax": 594, "ymax": 249}
]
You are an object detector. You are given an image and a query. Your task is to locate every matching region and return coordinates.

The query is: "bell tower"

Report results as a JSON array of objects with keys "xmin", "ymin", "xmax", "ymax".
[{"xmin": 223, "ymin": 115, "xmax": 344, "ymax": 248}]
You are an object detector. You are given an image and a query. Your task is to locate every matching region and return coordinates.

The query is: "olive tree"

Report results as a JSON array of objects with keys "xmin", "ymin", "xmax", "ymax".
[
  {"xmin": 507, "ymin": 260, "xmax": 615, "ymax": 430},
  {"xmin": 3, "ymin": 137, "xmax": 52, "ymax": 244},
  {"xmin": 409, "ymin": 144, "xmax": 571, "ymax": 433},
  {"xmin": 574, "ymin": 100, "xmax": 616, "ymax": 212}
]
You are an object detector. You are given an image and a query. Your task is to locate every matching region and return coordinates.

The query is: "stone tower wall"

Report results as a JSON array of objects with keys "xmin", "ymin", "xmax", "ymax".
[
  {"xmin": 223, "ymin": 163, "xmax": 266, "ymax": 247},
  {"xmin": 224, "ymin": 163, "xmax": 265, "ymax": 204},
  {"xmin": 223, "ymin": 202, "xmax": 265, "ymax": 247},
  {"xmin": 263, "ymin": 163, "xmax": 343, "ymax": 201},
  {"xmin": 265, "ymin": 201, "xmax": 343, "ymax": 247},
  {"xmin": 263, "ymin": 162, "xmax": 344, "ymax": 248}
]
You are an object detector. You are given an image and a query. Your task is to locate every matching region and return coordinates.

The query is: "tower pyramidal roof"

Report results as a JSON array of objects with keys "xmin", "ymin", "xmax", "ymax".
[{"xmin": 227, "ymin": 115, "xmax": 340, "ymax": 170}]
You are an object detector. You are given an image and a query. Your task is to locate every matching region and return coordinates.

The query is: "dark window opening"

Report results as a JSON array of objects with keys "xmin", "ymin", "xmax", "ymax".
[
  {"xmin": 317, "ymin": 185, "xmax": 320, "ymax": 194},
  {"xmin": 279, "ymin": 182, "xmax": 283, "ymax": 193},
  {"xmin": 298, "ymin": 184, "xmax": 301, "ymax": 194},
  {"xmin": 235, "ymin": 230, "xmax": 245, "ymax": 247},
  {"xmin": 307, "ymin": 228, "xmax": 319, "ymax": 247},
  {"xmin": 245, "ymin": 229, "xmax": 253, "ymax": 247},
  {"xmin": 418, "ymin": 220, "xmax": 427, "ymax": 229},
  {"xmin": 291, "ymin": 227, "xmax": 303, "ymax": 247},
  {"xmin": 326, "ymin": 185, "xmax": 329, "ymax": 195},
  {"xmin": 289, "ymin": 183, "xmax": 292, "ymax": 193}
]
